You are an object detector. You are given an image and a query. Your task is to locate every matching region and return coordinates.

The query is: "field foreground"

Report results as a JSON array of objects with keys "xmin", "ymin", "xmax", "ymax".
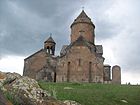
[{"xmin": 39, "ymin": 82, "xmax": 140, "ymax": 105}]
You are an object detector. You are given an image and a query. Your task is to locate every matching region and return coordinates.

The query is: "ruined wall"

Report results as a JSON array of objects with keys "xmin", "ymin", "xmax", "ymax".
[
  {"xmin": 56, "ymin": 45, "xmax": 104, "ymax": 83},
  {"xmin": 112, "ymin": 65, "xmax": 121, "ymax": 84},
  {"xmin": 103, "ymin": 65, "xmax": 111, "ymax": 81},
  {"xmin": 103, "ymin": 65, "xmax": 111, "ymax": 83}
]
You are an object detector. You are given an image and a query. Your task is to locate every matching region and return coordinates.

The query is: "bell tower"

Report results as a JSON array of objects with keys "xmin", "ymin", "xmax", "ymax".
[
  {"xmin": 44, "ymin": 35, "xmax": 56, "ymax": 55},
  {"xmin": 70, "ymin": 10, "xmax": 95, "ymax": 44}
]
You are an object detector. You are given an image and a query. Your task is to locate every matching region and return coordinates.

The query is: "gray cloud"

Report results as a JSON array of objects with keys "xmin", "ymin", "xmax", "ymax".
[
  {"xmin": 0, "ymin": 0, "xmax": 117, "ymax": 57},
  {"xmin": 117, "ymin": 30, "xmax": 140, "ymax": 72},
  {"xmin": 0, "ymin": 0, "xmax": 80, "ymax": 56},
  {"xmin": 110, "ymin": 0, "xmax": 140, "ymax": 73},
  {"xmin": 95, "ymin": 20, "xmax": 121, "ymax": 40},
  {"xmin": 0, "ymin": 0, "xmax": 140, "ymax": 75}
]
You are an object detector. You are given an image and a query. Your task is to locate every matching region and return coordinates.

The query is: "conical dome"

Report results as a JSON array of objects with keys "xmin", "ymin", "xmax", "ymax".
[
  {"xmin": 44, "ymin": 36, "xmax": 56, "ymax": 44},
  {"xmin": 71, "ymin": 10, "xmax": 94, "ymax": 28}
]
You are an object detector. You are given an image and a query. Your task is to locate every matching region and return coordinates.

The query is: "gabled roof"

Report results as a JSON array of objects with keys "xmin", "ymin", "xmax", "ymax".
[
  {"xmin": 60, "ymin": 35, "xmax": 96, "ymax": 56},
  {"xmin": 24, "ymin": 49, "xmax": 44, "ymax": 60},
  {"xmin": 44, "ymin": 36, "xmax": 56, "ymax": 44},
  {"xmin": 24, "ymin": 49, "xmax": 54, "ymax": 60},
  {"xmin": 60, "ymin": 45, "xmax": 68, "ymax": 56},
  {"xmin": 72, "ymin": 35, "xmax": 89, "ymax": 46}
]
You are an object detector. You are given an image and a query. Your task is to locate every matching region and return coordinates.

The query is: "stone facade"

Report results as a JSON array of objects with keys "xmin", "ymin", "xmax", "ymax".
[{"xmin": 23, "ymin": 10, "xmax": 121, "ymax": 84}]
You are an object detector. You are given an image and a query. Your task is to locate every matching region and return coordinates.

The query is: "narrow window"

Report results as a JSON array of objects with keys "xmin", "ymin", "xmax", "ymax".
[
  {"xmin": 89, "ymin": 62, "xmax": 92, "ymax": 82},
  {"xmin": 67, "ymin": 62, "xmax": 70, "ymax": 82},
  {"xmin": 54, "ymin": 72, "xmax": 56, "ymax": 82},
  {"xmin": 78, "ymin": 59, "xmax": 81, "ymax": 66}
]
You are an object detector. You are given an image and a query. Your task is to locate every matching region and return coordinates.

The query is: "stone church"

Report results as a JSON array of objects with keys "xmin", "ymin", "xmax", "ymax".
[{"xmin": 23, "ymin": 10, "xmax": 121, "ymax": 84}]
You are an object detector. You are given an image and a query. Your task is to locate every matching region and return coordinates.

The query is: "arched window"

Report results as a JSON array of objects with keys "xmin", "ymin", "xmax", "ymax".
[{"xmin": 46, "ymin": 46, "xmax": 50, "ymax": 53}]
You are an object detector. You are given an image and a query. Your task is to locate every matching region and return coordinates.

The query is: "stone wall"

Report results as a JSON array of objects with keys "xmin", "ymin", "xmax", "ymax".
[
  {"xmin": 23, "ymin": 50, "xmax": 47, "ymax": 79},
  {"xmin": 71, "ymin": 23, "xmax": 95, "ymax": 43},
  {"xmin": 23, "ymin": 49, "xmax": 57, "ymax": 81},
  {"xmin": 56, "ymin": 45, "xmax": 104, "ymax": 83}
]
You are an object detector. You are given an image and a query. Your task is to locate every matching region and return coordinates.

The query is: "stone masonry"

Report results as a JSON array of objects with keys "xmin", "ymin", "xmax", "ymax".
[{"xmin": 23, "ymin": 10, "xmax": 121, "ymax": 84}]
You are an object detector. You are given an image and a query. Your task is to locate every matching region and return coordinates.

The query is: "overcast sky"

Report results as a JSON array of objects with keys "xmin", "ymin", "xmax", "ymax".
[{"xmin": 0, "ymin": 0, "xmax": 140, "ymax": 84}]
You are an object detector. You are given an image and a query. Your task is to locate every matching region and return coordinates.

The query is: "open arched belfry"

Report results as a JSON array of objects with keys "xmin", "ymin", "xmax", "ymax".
[{"xmin": 23, "ymin": 10, "xmax": 121, "ymax": 84}]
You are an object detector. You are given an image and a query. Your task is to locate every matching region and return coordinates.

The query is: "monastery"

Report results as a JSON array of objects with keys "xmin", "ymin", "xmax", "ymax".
[{"xmin": 23, "ymin": 10, "xmax": 121, "ymax": 84}]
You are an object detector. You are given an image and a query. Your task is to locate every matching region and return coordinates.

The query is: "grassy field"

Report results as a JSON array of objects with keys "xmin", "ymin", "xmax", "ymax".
[{"xmin": 39, "ymin": 82, "xmax": 140, "ymax": 105}]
